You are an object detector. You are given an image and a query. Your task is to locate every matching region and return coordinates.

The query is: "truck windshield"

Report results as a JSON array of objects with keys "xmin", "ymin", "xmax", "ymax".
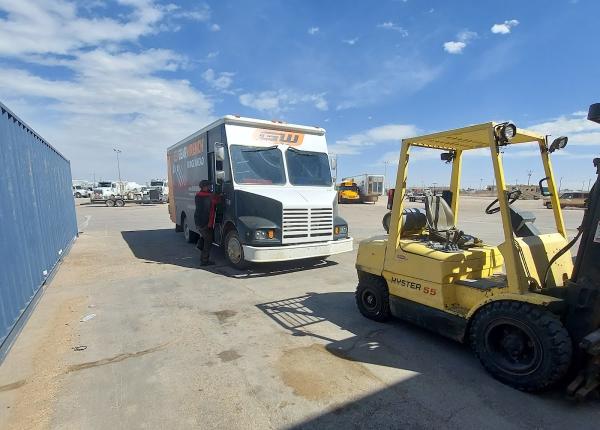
[
  {"xmin": 286, "ymin": 148, "xmax": 332, "ymax": 186},
  {"xmin": 230, "ymin": 145, "xmax": 285, "ymax": 185},
  {"xmin": 97, "ymin": 182, "xmax": 112, "ymax": 188},
  {"xmin": 150, "ymin": 181, "xmax": 164, "ymax": 187}
]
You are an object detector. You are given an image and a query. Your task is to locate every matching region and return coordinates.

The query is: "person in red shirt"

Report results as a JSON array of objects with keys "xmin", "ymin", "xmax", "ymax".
[{"xmin": 194, "ymin": 180, "xmax": 221, "ymax": 266}]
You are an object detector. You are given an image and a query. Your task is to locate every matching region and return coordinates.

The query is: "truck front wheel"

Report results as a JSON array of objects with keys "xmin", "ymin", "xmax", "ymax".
[{"xmin": 224, "ymin": 230, "xmax": 249, "ymax": 270}]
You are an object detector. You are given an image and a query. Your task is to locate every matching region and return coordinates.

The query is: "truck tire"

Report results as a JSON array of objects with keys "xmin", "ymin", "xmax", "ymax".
[
  {"xmin": 355, "ymin": 272, "xmax": 391, "ymax": 322},
  {"xmin": 106, "ymin": 199, "xmax": 115, "ymax": 207},
  {"xmin": 469, "ymin": 301, "xmax": 572, "ymax": 392},
  {"xmin": 224, "ymin": 230, "xmax": 249, "ymax": 270},
  {"xmin": 382, "ymin": 212, "xmax": 391, "ymax": 234},
  {"xmin": 183, "ymin": 216, "xmax": 199, "ymax": 244},
  {"xmin": 115, "ymin": 199, "xmax": 125, "ymax": 207}
]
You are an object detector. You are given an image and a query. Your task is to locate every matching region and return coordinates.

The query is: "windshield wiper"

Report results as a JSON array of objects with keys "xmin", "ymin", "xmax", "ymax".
[
  {"xmin": 242, "ymin": 145, "xmax": 278, "ymax": 153},
  {"xmin": 287, "ymin": 147, "xmax": 315, "ymax": 156}
]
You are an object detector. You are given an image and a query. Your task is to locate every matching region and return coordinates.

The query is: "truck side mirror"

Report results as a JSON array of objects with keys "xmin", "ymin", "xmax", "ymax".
[
  {"xmin": 215, "ymin": 143, "xmax": 225, "ymax": 162},
  {"xmin": 215, "ymin": 170, "xmax": 225, "ymax": 183}
]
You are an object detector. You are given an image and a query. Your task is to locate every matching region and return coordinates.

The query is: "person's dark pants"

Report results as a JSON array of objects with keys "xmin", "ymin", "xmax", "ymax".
[{"xmin": 197, "ymin": 227, "xmax": 214, "ymax": 263}]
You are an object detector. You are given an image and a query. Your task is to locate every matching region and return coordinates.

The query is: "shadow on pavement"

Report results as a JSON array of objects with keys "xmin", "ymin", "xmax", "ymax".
[
  {"xmin": 257, "ymin": 292, "xmax": 600, "ymax": 428},
  {"xmin": 121, "ymin": 229, "xmax": 338, "ymax": 278}
]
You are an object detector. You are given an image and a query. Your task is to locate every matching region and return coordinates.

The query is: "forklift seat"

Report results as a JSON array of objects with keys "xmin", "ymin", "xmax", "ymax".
[{"xmin": 425, "ymin": 195, "xmax": 455, "ymax": 232}]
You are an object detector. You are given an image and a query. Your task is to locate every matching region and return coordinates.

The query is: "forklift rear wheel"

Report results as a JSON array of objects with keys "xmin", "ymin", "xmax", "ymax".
[
  {"xmin": 469, "ymin": 301, "xmax": 572, "ymax": 392},
  {"xmin": 183, "ymin": 216, "xmax": 199, "ymax": 244},
  {"xmin": 105, "ymin": 199, "xmax": 115, "ymax": 207},
  {"xmin": 356, "ymin": 273, "xmax": 391, "ymax": 322},
  {"xmin": 224, "ymin": 230, "xmax": 249, "ymax": 270}
]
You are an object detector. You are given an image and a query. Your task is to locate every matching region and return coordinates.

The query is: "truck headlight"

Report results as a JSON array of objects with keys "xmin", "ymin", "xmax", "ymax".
[
  {"xmin": 334, "ymin": 225, "xmax": 348, "ymax": 236},
  {"xmin": 254, "ymin": 229, "xmax": 275, "ymax": 240}
]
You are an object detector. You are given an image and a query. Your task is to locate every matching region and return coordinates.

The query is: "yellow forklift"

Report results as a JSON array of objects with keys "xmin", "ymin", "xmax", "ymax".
[{"xmin": 355, "ymin": 106, "xmax": 600, "ymax": 397}]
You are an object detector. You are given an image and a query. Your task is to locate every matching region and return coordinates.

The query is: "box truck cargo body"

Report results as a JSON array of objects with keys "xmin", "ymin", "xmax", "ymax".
[{"xmin": 167, "ymin": 116, "xmax": 353, "ymax": 268}]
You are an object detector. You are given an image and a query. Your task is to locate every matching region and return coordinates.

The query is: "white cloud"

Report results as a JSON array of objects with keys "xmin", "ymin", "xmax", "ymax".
[
  {"xmin": 528, "ymin": 111, "xmax": 600, "ymax": 146},
  {"xmin": 443, "ymin": 30, "xmax": 477, "ymax": 54},
  {"xmin": 336, "ymin": 56, "xmax": 440, "ymax": 109},
  {"xmin": 171, "ymin": 5, "xmax": 211, "ymax": 22},
  {"xmin": 206, "ymin": 51, "xmax": 219, "ymax": 59},
  {"xmin": 443, "ymin": 41, "xmax": 466, "ymax": 54},
  {"xmin": 0, "ymin": 1, "xmax": 214, "ymax": 182},
  {"xmin": 376, "ymin": 22, "xmax": 408, "ymax": 36},
  {"xmin": 329, "ymin": 124, "xmax": 419, "ymax": 155},
  {"xmin": 342, "ymin": 37, "xmax": 359, "ymax": 45},
  {"xmin": 0, "ymin": 0, "xmax": 164, "ymax": 56},
  {"xmin": 491, "ymin": 19, "xmax": 519, "ymax": 35},
  {"xmin": 307, "ymin": 27, "xmax": 319, "ymax": 35},
  {"xmin": 210, "ymin": 23, "xmax": 220, "ymax": 32},
  {"xmin": 238, "ymin": 90, "xmax": 328, "ymax": 113},
  {"xmin": 202, "ymin": 68, "xmax": 234, "ymax": 91}
]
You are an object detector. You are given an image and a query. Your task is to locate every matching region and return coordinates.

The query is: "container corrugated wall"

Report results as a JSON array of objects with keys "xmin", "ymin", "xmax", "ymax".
[{"xmin": 0, "ymin": 101, "xmax": 77, "ymax": 352}]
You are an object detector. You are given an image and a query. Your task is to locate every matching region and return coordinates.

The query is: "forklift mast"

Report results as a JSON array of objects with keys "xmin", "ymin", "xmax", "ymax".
[{"xmin": 565, "ymin": 103, "xmax": 600, "ymax": 357}]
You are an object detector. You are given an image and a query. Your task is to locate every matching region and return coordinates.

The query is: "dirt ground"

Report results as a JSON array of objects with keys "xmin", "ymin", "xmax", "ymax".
[{"xmin": 0, "ymin": 197, "xmax": 597, "ymax": 430}]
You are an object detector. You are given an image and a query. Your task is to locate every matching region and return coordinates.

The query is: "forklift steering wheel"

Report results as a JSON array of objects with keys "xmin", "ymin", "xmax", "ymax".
[{"xmin": 485, "ymin": 190, "xmax": 522, "ymax": 215}]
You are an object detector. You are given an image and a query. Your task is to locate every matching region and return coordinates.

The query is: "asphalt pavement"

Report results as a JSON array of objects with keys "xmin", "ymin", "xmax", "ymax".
[{"xmin": 0, "ymin": 197, "xmax": 596, "ymax": 430}]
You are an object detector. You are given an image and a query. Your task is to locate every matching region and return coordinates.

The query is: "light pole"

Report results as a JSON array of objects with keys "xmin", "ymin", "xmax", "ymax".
[
  {"xmin": 383, "ymin": 161, "xmax": 388, "ymax": 192},
  {"xmin": 432, "ymin": 182, "xmax": 437, "ymax": 196},
  {"xmin": 113, "ymin": 148, "xmax": 122, "ymax": 194},
  {"xmin": 559, "ymin": 177, "xmax": 563, "ymax": 194},
  {"xmin": 479, "ymin": 178, "xmax": 483, "ymax": 191},
  {"xmin": 527, "ymin": 170, "xmax": 533, "ymax": 186}
]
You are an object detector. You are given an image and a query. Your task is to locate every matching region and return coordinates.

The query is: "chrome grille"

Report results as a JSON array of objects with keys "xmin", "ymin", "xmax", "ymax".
[{"xmin": 282, "ymin": 207, "xmax": 333, "ymax": 243}]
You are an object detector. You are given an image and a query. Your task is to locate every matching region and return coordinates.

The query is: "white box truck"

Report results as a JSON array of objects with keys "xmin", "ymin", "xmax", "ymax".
[{"xmin": 167, "ymin": 116, "xmax": 353, "ymax": 268}]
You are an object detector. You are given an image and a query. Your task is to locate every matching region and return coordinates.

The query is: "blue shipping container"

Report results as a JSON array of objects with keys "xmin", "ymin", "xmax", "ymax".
[{"xmin": 0, "ymin": 101, "xmax": 77, "ymax": 354}]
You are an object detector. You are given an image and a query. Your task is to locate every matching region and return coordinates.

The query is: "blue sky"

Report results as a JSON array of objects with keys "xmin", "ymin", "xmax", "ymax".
[{"xmin": 0, "ymin": 0, "xmax": 598, "ymax": 190}]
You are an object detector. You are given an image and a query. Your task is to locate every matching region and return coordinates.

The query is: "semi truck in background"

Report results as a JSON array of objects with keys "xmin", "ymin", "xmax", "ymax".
[
  {"xmin": 167, "ymin": 116, "xmax": 353, "ymax": 269},
  {"xmin": 343, "ymin": 174, "xmax": 385, "ymax": 203}
]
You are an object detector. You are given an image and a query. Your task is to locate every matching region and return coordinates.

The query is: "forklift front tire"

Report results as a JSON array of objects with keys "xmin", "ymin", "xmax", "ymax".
[
  {"xmin": 469, "ymin": 301, "xmax": 572, "ymax": 392},
  {"xmin": 356, "ymin": 273, "xmax": 391, "ymax": 322}
]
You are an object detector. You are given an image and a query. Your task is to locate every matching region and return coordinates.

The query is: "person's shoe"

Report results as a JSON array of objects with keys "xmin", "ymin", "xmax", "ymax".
[{"xmin": 200, "ymin": 260, "xmax": 215, "ymax": 266}]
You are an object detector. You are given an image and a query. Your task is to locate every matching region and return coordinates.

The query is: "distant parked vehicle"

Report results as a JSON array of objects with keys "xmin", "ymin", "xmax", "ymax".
[
  {"xmin": 342, "ymin": 174, "xmax": 384, "ymax": 203},
  {"xmin": 545, "ymin": 191, "xmax": 588, "ymax": 209},
  {"xmin": 72, "ymin": 185, "xmax": 90, "ymax": 198},
  {"xmin": 337, "ymin": 180, "xmax": 361, "ymax": 203}
]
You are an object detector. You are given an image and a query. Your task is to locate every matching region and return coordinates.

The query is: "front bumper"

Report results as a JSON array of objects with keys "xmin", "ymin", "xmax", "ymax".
[{"xmin": 243, "ymin": 237, "xmax": 354, "ymax": 263}]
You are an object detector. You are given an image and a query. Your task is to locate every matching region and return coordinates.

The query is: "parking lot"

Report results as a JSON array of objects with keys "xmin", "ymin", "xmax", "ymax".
[{"xmin": 0, "ymin": 197, "xmax": 597, "ymax": 430}]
